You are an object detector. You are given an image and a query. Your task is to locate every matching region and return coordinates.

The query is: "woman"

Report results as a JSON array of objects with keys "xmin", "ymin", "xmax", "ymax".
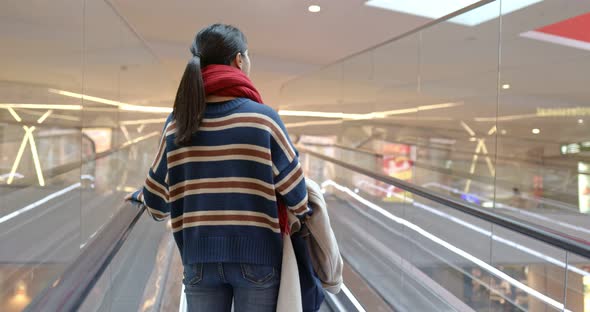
[{"xmin": 126, "ymin": 24, "xmax": 310, "ymax": 311}]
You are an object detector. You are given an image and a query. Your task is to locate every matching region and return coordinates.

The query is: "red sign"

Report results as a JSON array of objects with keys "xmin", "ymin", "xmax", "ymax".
[{"xmin": 521, "ymin": 12, "xmax": 590, "ymax": 51}]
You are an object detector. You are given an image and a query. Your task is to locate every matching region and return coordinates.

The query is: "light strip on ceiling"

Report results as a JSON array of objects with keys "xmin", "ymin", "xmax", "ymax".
[
  {"xmin": 49, "ymin": 89, "xmax": 172, "ymax": 113},
  {"xmin": 120, "ymin": 131, "xmax": 160, "ymax": 148},
  {"xmin": 0, "ymin": 104, "xmax": 82, "ymax": 111},
  {"xmin": 120, "ymin": 118, "xmax": 167, "ymax": 126},
  {"xmin": 26, "ymin": 127, "xmax": 45, "ymax": 186},
  {"xmin": 460, "ymin": 121, "xmax": 476, "ymax": 136},
  {"xmin": 5, "ymin": 126, "xmax": 46, "ymax": 186},
  {"xmin": 37, "ymin": 110, "xmax": 53, "ymax": 124},
  {"xmin": 487, "ymin": 125, "xmax": 497, "ymax": 135},
  {"xmin": 120, "ymin": 125, "xmax": 131, "ymax": 143},
  {"xmin": 119, "ymin": 104, "xmax": 172, "ymax": 113},
  {"xmin": 365, "ymin": 0, "xmax": 543, "ymax": 27},
  {"xmin": 6, "ymin": 127, "xmax": 31, "ymax": 185},
  {"xmin": 474, "ymin": 114, "xmax": 537, "ymax": 122},
  {"xmin": 49, "ymin": 89, "xmax": 122, "ymax": 107},
  {"xmin": 279, "ymin": 110, "xmax": 364, "ymax": 119},
  {"xmin": 279, "ymin": 102, "xmax": 461, "ymax": 120},
  {"xmin": 285, "ymin": 120, "xmax": 344, "ymax": 128},
  {"xmin": 18, "ymin": 108, "xmax": 80, "ymax": 122},
  {"xmin": 323, "ymin": 179, "xmax": 570, "ymax": 311},
  {"xmin": 7, "ymin": 107, "xmax": 23, "ymax": 122}
]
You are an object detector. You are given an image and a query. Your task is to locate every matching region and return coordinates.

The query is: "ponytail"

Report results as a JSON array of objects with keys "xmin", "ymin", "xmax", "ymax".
[
  {"xmin": 173, "ymin": 55, "xmax": 206, "ymax": 146},
  {"xmin": 173, "ymin": 24, "xmax": 248, "ymax": 146}
]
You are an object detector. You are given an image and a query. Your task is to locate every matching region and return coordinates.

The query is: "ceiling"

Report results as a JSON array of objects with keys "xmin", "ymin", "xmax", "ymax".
[
  {"xmin": 278, "ymin": 0, "xmax": 590, "ymax": 149},
  {"xmin": 0, "ymin": 0, "xmax": 589, "ymax": 154},
  {"xmin": 0, "ymin": 0, "xmax": 432, "ymax": 108}
]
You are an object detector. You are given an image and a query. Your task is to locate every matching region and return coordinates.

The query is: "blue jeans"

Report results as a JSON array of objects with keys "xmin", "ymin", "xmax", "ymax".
[{"xmin": 183, "ymin": 263, "xmax": 280, "ymax": 312}]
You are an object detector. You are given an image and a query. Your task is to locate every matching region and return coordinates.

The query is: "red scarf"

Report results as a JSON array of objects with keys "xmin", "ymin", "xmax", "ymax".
[
  {"xmin": 201, "ymin": 64, "xmax": 290, "ymax": 234},
  {"xmin": 202, "ymin": 64, "xmax": 264, "ymax": 104}
]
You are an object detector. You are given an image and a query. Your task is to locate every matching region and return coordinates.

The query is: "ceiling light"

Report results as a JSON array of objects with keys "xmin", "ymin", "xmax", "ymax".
[
  {"xmin": 0, "ymin": 103, "xmax": 82, "ymax": 110},
  {"xmin": 7, "ymin": 107, "xmax": 22, "ymax": 122},
  {"xmin": 469, "ymin": 137, "xmax": 477, "ymax": 142},
  {"xmin": 120, "ymin": 118, "xmax": 167, "ymax": 126},
  {"xmin": 365, "ymin": 0, "xmax": 542, "ymax": 26},
  {"xmin": 279, "ymin": 110, "xmax": 362, "ymax": 119},
  {"xmin": 578, "ymin": 119, "xmax": 584, "ymax": 124},
  {"xmin": 279, "ymin": 102, "xmax": 461, "ymax": 120},
  {"xmin": 501, "ymin": 129, "xmax": 507, "ymax": 135},
  {"xmin": 48, "ymin": 89, "xmax": 122, "ymax": 107},
  {"xmin": 49, "ymin": 89, "xmax": 171, "ymax": 114},
  {"xmin": 532, "ymin": 128, "xmax": 540, "ymax": 134},
  {"xmin": 308, "ymin": 5, "xmax": 321, "ymax": 13},
  {"xmin": 460, "ymin": 121, "xmax": 476, "ymax": 136},
  {"xmin": 37, "ymin": 110, "xmax": 53, "ymax": 124},
  {"xmin": 487, "ymin": 125, "xmax": 497, "ymax": 135},
  {"xmin": 285, "ymin": 120, "xmax": 343, "ymax": 128},
  {"xmin": 502, "ymin": 84, "xmax": 511, "ymax": 90}
]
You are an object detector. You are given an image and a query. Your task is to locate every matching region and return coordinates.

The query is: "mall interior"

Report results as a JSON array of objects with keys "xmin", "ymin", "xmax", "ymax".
[{"xmin": 1, "ymin": 0, "xmax": 590, "ymax": 311}]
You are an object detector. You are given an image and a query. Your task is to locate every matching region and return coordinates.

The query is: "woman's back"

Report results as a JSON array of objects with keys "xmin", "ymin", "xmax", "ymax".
[
  {"xmin": 145, "ymin": 98, "xmax": 309, "ymax": 266},
  {"xmin": 128, "ymin": 23, "xmax": 310, "ymax": 312}
]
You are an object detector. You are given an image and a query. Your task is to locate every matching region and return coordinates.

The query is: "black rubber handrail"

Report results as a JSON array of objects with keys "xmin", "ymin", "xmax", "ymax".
[{"xmin": 299, "ymin": 146, "xmax": 590, "ymax": 259}]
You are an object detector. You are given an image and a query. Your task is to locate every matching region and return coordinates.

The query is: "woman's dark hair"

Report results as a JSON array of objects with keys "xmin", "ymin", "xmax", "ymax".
[{"xmin": 173, "ymin": 24, "xmax": 248, "ymax": 145}]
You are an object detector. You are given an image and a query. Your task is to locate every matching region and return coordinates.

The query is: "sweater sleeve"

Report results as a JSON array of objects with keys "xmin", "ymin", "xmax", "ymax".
[
  {"xmin": 268, "ymin": 110, "xmax": 311, "ymax": 217},
  {"xmin": 138, "ymin": 115, "xmax": 173, "ymax": 221}
]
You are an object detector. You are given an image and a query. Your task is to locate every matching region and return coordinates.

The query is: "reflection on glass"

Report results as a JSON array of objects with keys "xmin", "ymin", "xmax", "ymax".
[
  {"xmin": 0, "ymin": 0, "xmax": 169, "ymax": 310},
  {"xmin": 301, "ymin": 150, "xmax": 583, "ymax": 311},
  {"xmin": 282, "ymin": 0, "xmax": 590, "ymax": 311}
]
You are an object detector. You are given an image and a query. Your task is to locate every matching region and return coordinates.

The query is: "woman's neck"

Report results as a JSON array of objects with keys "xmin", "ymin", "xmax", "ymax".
[{"xmin": 206, "ymin": 95, "xmax": 237, "ymax": 103}]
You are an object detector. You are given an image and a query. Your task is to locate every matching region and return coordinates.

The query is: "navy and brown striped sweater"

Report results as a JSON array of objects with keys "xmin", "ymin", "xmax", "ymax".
[{"xmin": 132, "ymin": 98, "xmax": 310, "ymax": 266}]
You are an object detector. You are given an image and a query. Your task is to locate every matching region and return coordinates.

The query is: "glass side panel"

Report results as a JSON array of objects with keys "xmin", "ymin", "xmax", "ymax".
[
  {"xmin": 0, "ymin": 0, "xmax": 168, "ymax": 310},
  {"xmin": 302, "ymin": 151, "xmax": 573, "ymax": 311},
  {"xmin": 495, "ymin": 0, "xmax": 590, "ymax": 241}
]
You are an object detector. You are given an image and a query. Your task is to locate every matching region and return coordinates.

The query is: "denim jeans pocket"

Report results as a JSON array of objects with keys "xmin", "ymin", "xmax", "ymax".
[
  {"xmin": 183, "ymin": 263, "xmax": 203, "ymax": 286},
  {"xmin": 240, "ymin": 264, "xmax": 276, "ymax": 285}
]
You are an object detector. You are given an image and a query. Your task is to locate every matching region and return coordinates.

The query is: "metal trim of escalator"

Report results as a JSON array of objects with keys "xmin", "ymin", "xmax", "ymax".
[{"xmin": 298, "ymin": 146, "xmax": 590, "ymax": 259}]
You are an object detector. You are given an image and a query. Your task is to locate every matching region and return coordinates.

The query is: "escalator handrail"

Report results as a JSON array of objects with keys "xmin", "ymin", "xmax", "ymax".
[
  {"xmin": 299, "ymin": 146, "xmax": 590, "ymax": 258},
  {"xmin": 24, "ymin": 203, "xmax": 146, "ymax": 312}
]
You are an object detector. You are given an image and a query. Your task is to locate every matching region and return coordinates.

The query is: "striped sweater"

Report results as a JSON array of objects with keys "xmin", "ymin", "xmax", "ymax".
[{"xmin": 132, "ymin": 98, "xmax": 310, "ymax": 266}]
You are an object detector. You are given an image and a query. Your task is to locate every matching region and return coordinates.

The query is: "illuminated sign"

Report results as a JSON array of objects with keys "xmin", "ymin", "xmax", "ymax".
[
  {"xmin": 561, "ymin": 142, "xmax": 590, "ymax": 155},
  {"xmin": 537, "ymin": 107, "xmax": 590, "ymax": 117}
]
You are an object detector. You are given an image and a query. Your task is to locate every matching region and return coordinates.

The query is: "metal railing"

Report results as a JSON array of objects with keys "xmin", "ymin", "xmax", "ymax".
[{"xmin": 299, "ymin": 146, "xmax": 590, "ymax": 259}]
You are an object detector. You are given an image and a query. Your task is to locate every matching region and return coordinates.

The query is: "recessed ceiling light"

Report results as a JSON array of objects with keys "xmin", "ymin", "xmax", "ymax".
[
  {"xmin": 365, "ymin": 0, "xmax": 543, "ymax": 26},
  {"xmin": 502, "ymin": 84, "xmax": 511, "ymax": 90},
  {"xmin": 469, "ymin": 137, "xmax": 477, "ymax": 142},
  {"xmin": 308, "ymin": 5, "xmax": 321, "ymax": 13},
  {"xmin": 532, "ymin": 128, "xmax": 540, "ymax": 134},
  {"xmin": 500, "ymin": 129, "xmax": 507, "ymax": 135},
  {"xmin": 578, "ymin": 119, "xmax": 584, "ymax": 124}
]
